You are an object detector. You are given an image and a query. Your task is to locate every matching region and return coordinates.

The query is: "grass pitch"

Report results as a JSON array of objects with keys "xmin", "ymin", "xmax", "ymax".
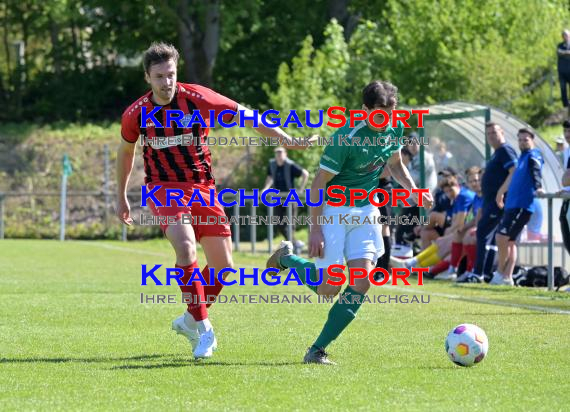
[{"xmin": 1, "ymin": 239, "xmax": 569, "ymax": 411}]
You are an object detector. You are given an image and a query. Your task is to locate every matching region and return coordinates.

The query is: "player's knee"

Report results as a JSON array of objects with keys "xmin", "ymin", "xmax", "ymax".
[
  {"xmin": 351, "ymin": 277, "xmax": 370, "ymax": 294},
  {"xmin": 496, "ymin": 234, "xmax": 508, "ymax": 245},
  {"xmin": 218, "ymin": 259, "xmax": 234, "ymax": 278},
  {"xmin": 174, "ymin": 239, "xmax": 197, "ymax": 263}
]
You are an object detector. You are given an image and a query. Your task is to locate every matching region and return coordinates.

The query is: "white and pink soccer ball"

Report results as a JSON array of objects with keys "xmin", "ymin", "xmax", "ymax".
[{"xmin": 445, "ymin": 324, "xmax": 489, "ymax": 367}]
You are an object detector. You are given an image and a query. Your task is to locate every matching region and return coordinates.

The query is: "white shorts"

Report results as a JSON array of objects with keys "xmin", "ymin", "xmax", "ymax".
[{"xmin": 315, "ymin": 203, "xmax": 384, "ymax": 269}]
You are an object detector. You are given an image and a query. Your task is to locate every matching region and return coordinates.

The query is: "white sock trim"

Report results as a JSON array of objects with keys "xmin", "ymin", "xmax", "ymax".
[{"xmin": 197, "ymin": 318, "xmax": 213, "ymax": 334}]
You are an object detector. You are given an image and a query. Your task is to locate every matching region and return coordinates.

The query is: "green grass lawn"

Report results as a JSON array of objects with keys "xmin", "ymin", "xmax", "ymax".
[{"xmin": 1, "ymin": 239, "xmax": 569, "ymax": 411}]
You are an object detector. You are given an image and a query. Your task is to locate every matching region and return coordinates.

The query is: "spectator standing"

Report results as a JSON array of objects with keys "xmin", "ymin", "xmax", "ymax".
[
  {"xmin": 408, "ymin": 135, "xmax": 438, "ymax": 195},
  {"xmin": 492, "ymin": 129, "xmax": 544, "ymax": 286},
  {"xmin": 434, "ymin": 141, "xmax": 454, "ymax": 172},
  {"xmin": 462, "ymin": 123, "xmax": 518, "ymax": 283},
  {"xmin": 262, "ymin": 148, "xmax": 309, "ymax": 253},
  {"xmin": 557, "ymin": 29, "xmax": 570, "ymax": 117}
]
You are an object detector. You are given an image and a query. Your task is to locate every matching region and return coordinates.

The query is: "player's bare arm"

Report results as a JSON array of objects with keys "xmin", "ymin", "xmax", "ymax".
[
  {"xmin": 387, "ymin": 149, "xmax": 434, "ymax": 209},
  {"xmin": 298, "ymin": 169, "xmax": 309, "ymax": 192},
  {"xmin": 115, "ymin": 139, "xmax": 136, "ymax": 225},
  {"xmin": 459, "ymin": 211, "xmax": 478, "ymax": 235},
  {"xmin": 261, "ymin": 175, "xmax": 273, "ymax": 192},
  {"xmin": 235, "ymin": 104, "xmax": 316, "ymax": 150},
  {"xmin": 449, "ymin": 212, "xmax": 468, "ymax": 233},
  {"xmin": 308, "ymin": 168, "xmax": 335, "ymax": 258}
]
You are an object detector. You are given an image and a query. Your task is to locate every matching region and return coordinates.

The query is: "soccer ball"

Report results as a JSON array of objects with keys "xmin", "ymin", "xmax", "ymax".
[{"xmin": 445, "ymin": 324, "xmax": 489, "ymax": 367}]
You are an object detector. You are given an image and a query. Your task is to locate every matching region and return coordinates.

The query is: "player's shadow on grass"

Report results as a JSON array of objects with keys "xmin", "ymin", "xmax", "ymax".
[
  {"xmin": 0, "ymin": 354, "xmax": 176, "ymax": 364},
  {"xmin": 110, "ymin": 360, "xmax": 303, "ymax": 370}
]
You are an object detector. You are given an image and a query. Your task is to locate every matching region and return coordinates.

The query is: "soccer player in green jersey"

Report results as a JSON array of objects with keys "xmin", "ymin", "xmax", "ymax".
[{"xmin": 266, "ymin": 80, "xmax": 433, "ymax": 364}]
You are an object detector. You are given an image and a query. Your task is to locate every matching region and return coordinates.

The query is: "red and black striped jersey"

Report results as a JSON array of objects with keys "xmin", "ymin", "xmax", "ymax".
[{"xmin": 121, "ymin": 82, "xmax": 237, "ymax": 184}]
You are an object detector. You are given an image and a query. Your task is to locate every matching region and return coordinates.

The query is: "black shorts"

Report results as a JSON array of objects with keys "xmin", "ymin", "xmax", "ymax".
[
  {"xmin": 379, "ymin": 203, "xmax": 392, "ymax": 218},
  {"xmin": 497, "ymin": 208, "xmax": 532, "ymax": 241},
  {"xmin": 378, "ymin": 178, "xmax": 393, "ymax": 225},
  {"xmin": 434, "ymin": 214, "xmax": 451, "ymax": 236}
]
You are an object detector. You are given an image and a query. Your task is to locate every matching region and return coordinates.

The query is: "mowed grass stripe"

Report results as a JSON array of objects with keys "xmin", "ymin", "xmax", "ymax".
[{"xmin": 1, "ymin": 240, "xmax": 569, "ymax": 411}]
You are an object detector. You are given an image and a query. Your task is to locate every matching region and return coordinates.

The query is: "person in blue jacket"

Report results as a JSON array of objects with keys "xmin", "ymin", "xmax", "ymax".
[{"xmin": 493, "ymin": 128, "xmax": 544, "ymax": 286}]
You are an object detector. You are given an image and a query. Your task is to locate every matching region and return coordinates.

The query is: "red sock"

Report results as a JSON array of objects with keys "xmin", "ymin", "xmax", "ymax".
[
  {"xmin": 450, "ymin": 242, "xmax": 463, "ymax": 267},
  {"xmin": 202, "ymin": 265, "xmax": 225, "ymax": 308},
  {"xmin": 430, "ymin": 260, "xmax": 450, "ymax": 275},
  {"xmin": 464, "ymin": 244, "xmax": 477, "ymax": 271},
  {"xmin": 176, "ymin": 262, "xmax": 208, "ymax": 321}
]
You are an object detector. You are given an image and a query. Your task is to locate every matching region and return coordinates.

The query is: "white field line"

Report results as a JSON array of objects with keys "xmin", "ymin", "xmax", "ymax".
[
  {"xmin": 76, "ymin": 241, "xmax": 172, "ymax": 258},
  {"xmin": 385, "ymin": 286, "xmax": 570, "ymax": 315},
  {"xmin": 77, "ymin": 242, "xmax": 570, "ymax": 314}
]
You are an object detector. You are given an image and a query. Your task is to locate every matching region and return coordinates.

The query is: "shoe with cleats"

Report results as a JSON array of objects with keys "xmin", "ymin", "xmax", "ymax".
[
  {"xmin": 303, "ymin": 346, "xmax": 336, "ymax": 365},
  {"xmin": 193, "ymin": 328, "xmax": 218, "ymax": 359},
  {"xmin": 489, "ymin": 272, "xmax": 514, "ymax": 286},
  {"xmin": 266, "ymin": 241, "xmax": 294, "ymax": 271},
  {"xmin": 171, "ymin": 315, "xmax": 200, "ymax": 351}
]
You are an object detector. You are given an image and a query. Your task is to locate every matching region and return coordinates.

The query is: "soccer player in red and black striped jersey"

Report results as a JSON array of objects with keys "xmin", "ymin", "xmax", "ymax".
[{"xmin": 117, "ymin": 42, "xmax": 310, "ymax": 359}]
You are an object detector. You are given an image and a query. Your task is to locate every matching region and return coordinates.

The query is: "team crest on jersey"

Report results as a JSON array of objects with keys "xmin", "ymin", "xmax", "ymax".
[{"xmin": 181, "ymin": 114, "xmax": 193, "ymax": 128}]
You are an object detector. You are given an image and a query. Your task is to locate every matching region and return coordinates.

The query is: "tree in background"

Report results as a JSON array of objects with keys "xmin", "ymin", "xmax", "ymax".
[{"xmin": 258, "ymin": 0, "xmax": 569, "ymax": 180}]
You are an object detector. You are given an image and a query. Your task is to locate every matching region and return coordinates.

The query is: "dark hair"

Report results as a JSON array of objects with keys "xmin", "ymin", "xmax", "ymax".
[
  {"xmin": 563, "ymin": 120, "xmax": 570, "ymax": 129},
  {"xmin": 465, "ymin": 166, "xmax": 482, "ymax": 177},
  {"xmin": 143, "ymin": 42, "xmax": 179, "ymax": 74},
  {"xmin": 485, "ymin": 122, "xmax": 499, "ymax": 128},
  {"xmin": 401, "ymin": 147, "xmax": 413, "ymax": 158},
  {"xmin": 438, "ymin": 166, "xmax": 458, "ymax": 177},
  {"xmin": 440, "ymin": 175, "xmax": 459, "ymax": 189},
  {"xmin": 362, "ymin": 80, "xmax": 398, "ymax": 109},
  {"xmin": 518, "ymin": 128, "xmax": 535, "ymax": 139}
]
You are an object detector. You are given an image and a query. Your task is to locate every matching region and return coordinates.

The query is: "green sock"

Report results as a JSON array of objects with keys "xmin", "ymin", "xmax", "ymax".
[
  {"xmin": 280, "ymin": 254, "xmax": 320, "ymax": 293},
  {"xmin": 312, "ymin": 286, "xmax": 365, "ymax": 350}
]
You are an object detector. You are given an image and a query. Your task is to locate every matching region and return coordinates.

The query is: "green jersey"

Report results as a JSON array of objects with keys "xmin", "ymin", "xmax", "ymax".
[{"xmin": 319, "ymin": 120, "xmax": 405, "ymax": 207}]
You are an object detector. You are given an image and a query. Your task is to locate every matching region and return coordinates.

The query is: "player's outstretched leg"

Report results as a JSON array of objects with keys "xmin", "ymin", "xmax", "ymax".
[
  {"xmin": 304, "ymin": 258, "xmax": 372, "ymax": 365},
  {"xmin": 303, "ymin": 285, "xmax": 365, "ymax": 365},
  {"xmin": 166, "ymin": 223, "xmax": 217, "ymax": 359},
  {"xmin": 175, "ymin": 262, "xmax": 218, "ymax": 358},
  {"xmin": 266, "ymin": 241, "xmax": 321, "ymax": 293}
]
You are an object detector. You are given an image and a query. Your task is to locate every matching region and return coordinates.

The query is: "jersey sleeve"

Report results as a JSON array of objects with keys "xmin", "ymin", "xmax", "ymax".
[
  {"xmin": 389, "ymin": 121, "xmax": 405, "ymax": 154},
  {"xmin": 452, "ymin": 189, "xmax": 475, "ymax": 215},
  {"xmin": 502, "ymin": 146, "xmax": 518, "ymax": 170},
  {"xmin": 291, "ymin": 162, "xmax": 303, "ymax": 178},
  {"xmin": 192, "ymin": 84, "xmax": 238, "ymax": 124},
  {"xmin": 121, "ymin": 108, "xmax": 140, "ymax": 143},
  {"xmin": 319, "ymin": 133, "xmax": 349, "ymax": 175},
  {"xmin": 529, "ymin": 151, "xmax": 543, "ymax": 190}
]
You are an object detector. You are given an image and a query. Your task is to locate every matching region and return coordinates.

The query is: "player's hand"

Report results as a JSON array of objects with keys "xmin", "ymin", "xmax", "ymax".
[
  {"xmin": 535, "ymin": 188, "xmax": 545, "ymax": 196},
  {"xmin": 116, "ymin": 198, "xmax": 133, "ymax": 226},
  {"xmin": 496, "ymin": 192, "xmax": 505, "ymax": 209},
  {"xmin": 309, "ymin": 226, "xmax": 325, "ymax": 258}
]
